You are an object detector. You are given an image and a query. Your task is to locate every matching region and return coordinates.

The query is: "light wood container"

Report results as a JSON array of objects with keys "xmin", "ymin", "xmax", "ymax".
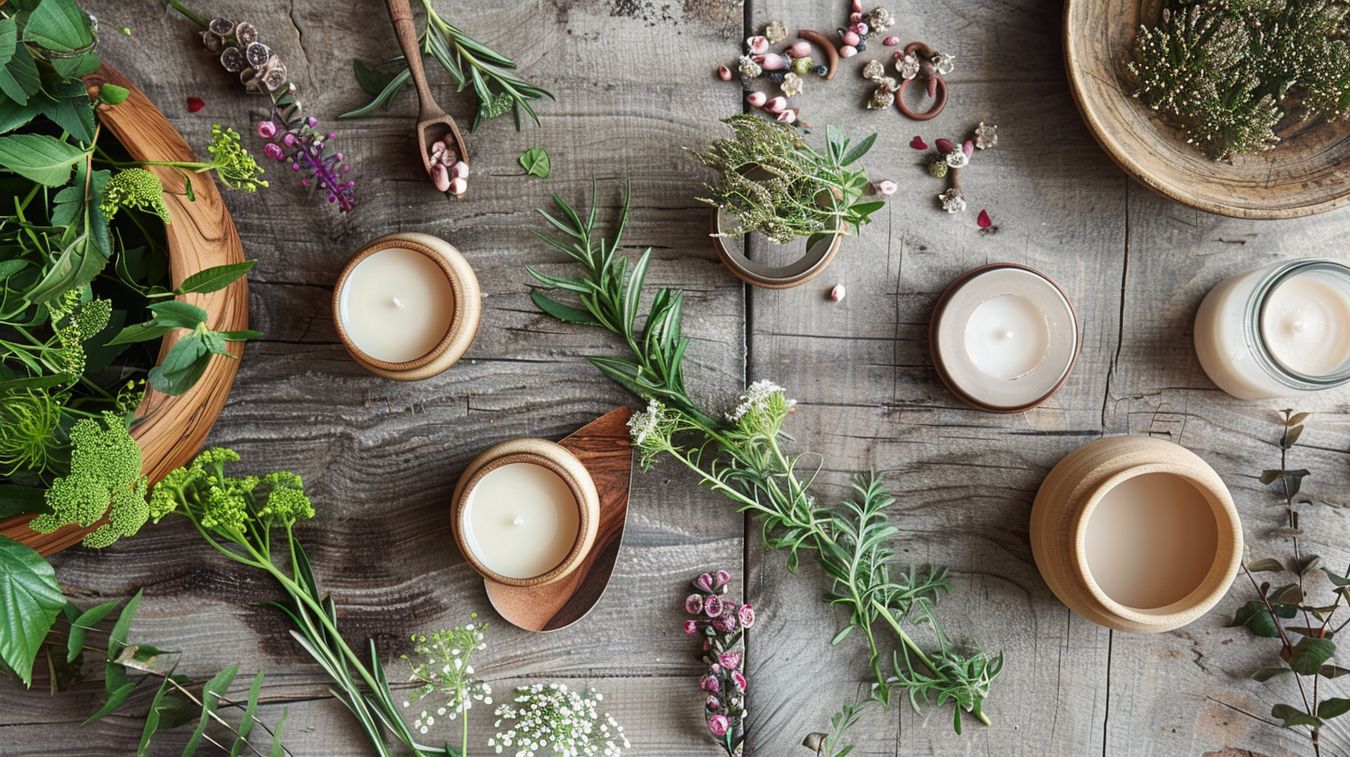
[
  {"xmin": 452, "ymin": 438, "xmax": 600, "ymax": 588},
  {"xmin": 0, "ymin": 65, "xmax": 248, "ymax": 556},
  {"xmin": 1030, "ymin": 436, "xmax": 1243, "ymax": 633}
]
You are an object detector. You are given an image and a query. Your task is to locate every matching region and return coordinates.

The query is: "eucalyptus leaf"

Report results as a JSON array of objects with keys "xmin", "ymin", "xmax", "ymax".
[
  {"xmin": 1288, "ymin": 636, "xmax": 1336, "ymax": 675},
  {"xmin": 0, "ymin": 535, "xmax": 66, "ymax": 687},
  {"xmin": 1252, "ymin": 666, "xmax": 1292, "ymax": 681},
  {"xmin": 1230, "ymin": 599, "xmax": 1297, "ymax": 637},
  {"xmin": 177, "ymin": 260, "xmax": 256, "ymax": 295},
  {"xmin": 1320, "ymin": 698, "xmax": 1350, "ymax": 720},
  {"xmin": 1271, "ymin": 703, "xmax": 1321, "ymax": 729},
  {"xmin": 1246, "ymin": 557, "xmax": 1285, "ymax": 573}
]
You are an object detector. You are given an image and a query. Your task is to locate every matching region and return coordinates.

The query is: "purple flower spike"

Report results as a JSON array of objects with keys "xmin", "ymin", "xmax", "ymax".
[
  {"xmin": 685, "ymin": 593, "xmax": 704, "ymax": 615},
  {"xmin": 695, "ymin": 573, "xmax": 714, "ymax": 592},
  {"xmin": 306, "ymin": 116, "xmax": 318, "ymax": 128},
  {"xmin": 699, "ymin": 674, "xmax": 720, "ymax": 693},
  {"xmin": 738, "ymin": 604, "xmax": 755, "ymax": 629},
  {"xmin": 708, "ymin": 713, "xmax": 730, "ymax": 737},
  {"xmin": 714, "ymin": 569, "xmax": 732, "ymax": 588},
  {"xmin": 682, "ymin": 620, "xmax": 698, "ymax": 636},
  {"xmin": 704, "ymin": 595, "xmax": 723, "ymax": 618}
]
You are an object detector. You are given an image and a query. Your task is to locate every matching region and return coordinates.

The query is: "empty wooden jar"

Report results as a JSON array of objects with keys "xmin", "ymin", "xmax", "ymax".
[
  {"xmin": 1030, "ymin": 436, "xmax": 1243, "ymax": 633},
  {"xmin": 452, "ymin": 438, "xmax": 600, "ymax": 588}
]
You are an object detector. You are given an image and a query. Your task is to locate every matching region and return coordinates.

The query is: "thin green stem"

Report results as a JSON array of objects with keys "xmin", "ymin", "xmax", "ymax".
[{"xmin": 160, "ymin": 0, "xmax": 209, "ymax": 29}]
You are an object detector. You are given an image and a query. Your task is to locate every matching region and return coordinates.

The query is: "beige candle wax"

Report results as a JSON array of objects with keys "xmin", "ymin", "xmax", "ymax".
[
  {"xmin": 462, "ymin": 461, "xmax": 581, "ymax": 580},
  {"xmin": 337, "ymin": 247, "xmax": 455, "ymax": 364}
]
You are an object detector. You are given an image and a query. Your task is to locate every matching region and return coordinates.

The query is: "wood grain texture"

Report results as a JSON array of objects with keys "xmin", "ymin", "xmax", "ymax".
[
  {"xmin": 2, "ymin": 0, "xmax": 1349, "ymax": 754},
  {"xmin": 1065, "ymin": 0, "xmax": 1350, "ymax": 218},
  {"xmin": 486, "ymin": 406, "xmax": 634, "ymax": 632},
  {"xmin": 0, "ymin": 64, "xmax": 247, "ymax": 556}
]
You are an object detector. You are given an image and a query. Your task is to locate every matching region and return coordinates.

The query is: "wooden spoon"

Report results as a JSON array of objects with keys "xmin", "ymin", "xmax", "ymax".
[{"xmin": 384, "ymin": 0, "xmax": 469, "ymax": 194}]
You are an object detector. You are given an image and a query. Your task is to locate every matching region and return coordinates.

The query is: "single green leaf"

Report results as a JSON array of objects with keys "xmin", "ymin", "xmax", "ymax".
[
  {"xmin": 0, "ymin": 18, "xmax": 16, "ymax": 67},
  {"xmin": 39, "ymin": 80, "xmax": 96, "ymax": 144},
  {"xmin": 1271, "ymin": 703, "xmax": 1321, "ymax": 729},
  {"xmin": 26, "ymin": 232, "xmax": 105, "ymax": 303},
  {"xmin": 519, "ymin": 146, "xmax": 550, "ymax": 178},
  {"xmin": 183, "ymin": 663, "xmax": 239, "ymax": 756},
  {"xmin": 1230, "ymin": 599, "xmax": 1296, "ymax": 638},
  {"xmin": 352, "ymin": 58, "xmax": 395, "ymax": 96},
  {"xmin": 65, "ymin": 600, "xmax": 118, "ymax": 664},
  {"xmin": 149, "ymin": 347, "xmax": 213, "ymax": 395},
  {"xmin": 0, "ymin": 484, "xmax": 47, "ymax": 518},
  {"xmin": 1321, "ymin": 664, "xmax": 1350, "ymax": 678},
  {"xmin": 1289, "ymin": 637, "xmax": 1336, "ymax": 675},
  {"xmin": 1246, "ymin": 557, "xmax": 1285, "ymax": 573},
  {"xmin": 531, "ymin": 290, "xmax": 600, "ymax": 326},
  {"xmin": 268, "ymin": 707, "xmax": 288, "ymax": 757},
  {"xmin": 1271, "ymin": 584, "xmax": 1304, "ymax": 605},
  {"xmin": 1319, "ymin": 698, "xmax": 1350, "ymax": 720},
  {"xmin": 1252, "ymin": 666, "xmax": 1292, "ymax": 682},
  {"xmin": 217, "ymin": 330, "xmax": 262, "ymax": 341},
  {"xmin": 107, "ymin": 589, "xmax": 143, "ymax": 660},
  {"xmin": 0, "ymin": 535, "xmax": 66, "ymax": 687},
  {"xmin": 0, "ymin": 41, "xmax": 40, "ymax": 105},
  {"xmin": 177, "ymin": 260, "xmax": 255, "ymax": 295},
  {"xmin": 230, "ymin": 671, "xmax": 265, "ymax": 757},
  {"xmin": 0, "ymin": 133, "xmax": 86, "ymax": 186},
  {"xmin": 84, "ymin": 680, "xmax": 136, "ymax": 723},
  {"xmin": 1322, "ymin": 567, "xmax": 1350, "ymax": 587},
  {"xmin": 22, "ymin": 0, "xmax": 95, "ymax": 53},
  {"xmin": 337, "ymin": 67, "xmax": 410, "ymax": 119},
  {"xmin": 138, "ymin": 674, "xmax": 173, "ymax": 755},
  {"xmin": 840, "ymin": 132, "xmax": 878, "ymax": 166},
  {"xmin": 105, "ymin": 322, "xmax": 173, "ymax": 347},
  {"xmin": 147, "ymin": 300, "xmax": 208, "ymax": 328}
]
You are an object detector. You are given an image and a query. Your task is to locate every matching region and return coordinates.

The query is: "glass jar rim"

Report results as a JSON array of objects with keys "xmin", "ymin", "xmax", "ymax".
[{"xmin": 1244, "ymin": 259, "xmax": 1350, "ymax": 389}]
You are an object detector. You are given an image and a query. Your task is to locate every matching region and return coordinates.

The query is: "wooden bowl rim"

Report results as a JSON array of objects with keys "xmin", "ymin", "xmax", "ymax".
[
  {"xmin": 709, "ymin": 207, "xmax": 844, "ymax": 289},
  {"xmin": 453, "ymin": 439, "xmax": 599, "ymax": 588},
  {"xmin": 1062, "ymin": 0, "xmax": 1350, "ymax": 219}
]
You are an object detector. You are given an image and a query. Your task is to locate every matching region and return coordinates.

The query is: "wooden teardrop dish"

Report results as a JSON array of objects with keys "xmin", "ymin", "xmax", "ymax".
[
  {"xmin": 1030, "ymin": 436, "xmax": 1243, "ymax": 633},
  {"xmin": 0, "ymin": 65, "xmax": 248, "ymax": 556},
  {"xmin": 1065, "ymin": 0, "xmax": 1350, "ymax": 218}
]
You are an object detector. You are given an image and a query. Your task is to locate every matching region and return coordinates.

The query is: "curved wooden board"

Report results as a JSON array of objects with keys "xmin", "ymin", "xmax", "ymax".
[
  {"xmin": 0, "ymin": 65, "xmax": 248, "ymax": 555},
  {"xmin": 485, "ymin": 407, "xmax": 634, "ymax": 632}
]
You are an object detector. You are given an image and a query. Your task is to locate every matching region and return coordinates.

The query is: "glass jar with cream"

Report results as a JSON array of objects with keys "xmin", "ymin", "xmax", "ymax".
[{"xmin": 1194, "ymin": 259, "xmax": 1350, "ymax": 399}]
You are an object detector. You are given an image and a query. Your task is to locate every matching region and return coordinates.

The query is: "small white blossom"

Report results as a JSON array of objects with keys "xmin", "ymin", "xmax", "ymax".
[
  {"xmin": 626, "ymin": 398, "xmax": 664, "ymax": 446},
  {"xmin": 780, "ymin": 72, "xmax": 803, "ymax": 97},
  {"xmin": 974, "ymin": 121, "xmax": 998, "ymax": 150},
  {"xmin": 945, "ymin": 150, "xmax": 969, "ymax": 169},
  {"xmin": 932, "ymin": 51, "xmax": 955, "ymax": 75},
  {"xmin": 938, "ymin": 188, "xmax": 967, "ymax": 214},
  {"xmin": 897, "ymin": 53, "xmax": 921, "ymax": 80},
  {"xmin": 737, "ymin": 55, "xmax": 761, "ymax": 78},
  {"xmin": 493, "ymin": 685, "xmax": 628, "ymax": 757},
  {"xmin": 726, "ymin": 379, "xmax": 796, "ymax": 423}
]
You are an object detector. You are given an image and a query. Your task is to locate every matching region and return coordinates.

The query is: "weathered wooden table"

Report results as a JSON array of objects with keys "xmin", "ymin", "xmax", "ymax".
[{"xmin": 3, "ymin": 0, "xmax": 1349, "ymax": 754}]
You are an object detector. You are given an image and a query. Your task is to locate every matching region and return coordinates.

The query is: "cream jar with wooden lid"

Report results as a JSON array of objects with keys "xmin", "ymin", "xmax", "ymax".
[
  {"xmin": 1030, "ymin": 436, "xmax": 1243, "ymax": 633},
  {"xmin": 333, "ymin": 232, "xmax": 481, "ymax": 380},
  {"xmin": 452, "ymin": 439, "xmax": 600, "ymax": 588}
]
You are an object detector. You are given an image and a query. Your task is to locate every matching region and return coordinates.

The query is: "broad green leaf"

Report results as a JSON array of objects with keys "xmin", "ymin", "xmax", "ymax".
[
  {"xmin": 352, "ymin": 58, "xmax": 395, "ymax": 96},
  {"xmin": 1323, "ymin": 567, "xmax": 1350, "ymax": 587},
  {"xmin": 177, "ymin": 261, "xmax": 255, "ymax": 295},
  {"xmin": 0, "ymin": 92, "xmax": 43, "ymax": 133},
  {"xmin": 0, "ymin": 42, "xmax": 40, "ymax": 105},
  {"xmin": 1246, "ymin": 557, "xmax": 1285, "ymax": 573},
  {"xmin": 149, "ymin": 339, "xmax": 212, "ymax": 395},
  {"xmin": 0, "ymin": 535, "xmax": 66, "ymax": 687},
  {"xmin": 0, "ymin": 134, "xmax": 86, "ymax": 186},
  {"xmin": 107, "ymin": 589, "xmax": 143, "ymax": 659},
  {"xmin": 39, "ymin": 83, "xmax": 97, "ymax": 145},
  {"xmin": 84, "ymin": 680, "xmax": 136, "ymax": 723},
  {"xmin": 0, "ymin": 18, "xmax": 15, "ymax": 67},
  {"xmin": 65, "ymin": 600, "xmax": 118, "ymax": 663},
  {"xmin": 148, "ymin": 300, "xmax": 209, "ymax": 328},
  {"xmin": 183, "ymin": 663, "xmax": 239, "ymax": 756},
  {"xmin": 1271, "ymin": 703, "xmax": 1321, "ymax": 729},
  {"xmin": 1251, "ymin": 666, "xmax": 1292, "ymax": 682},
  {"xmin": 1320, "ymin": 698, "xmax": 1350, "ymax": 720},
  {"xmin": 104, "ymin": 322, "xmax": 173, "ymax": 347},
  {"xmin": 22, "ymin": 0, "xmax": 95, "ymax": 53},
  {"xmin": 531, "ymin": 290, "xmax": 599, "ymax": 326},
  {"xmin": 26, "ymin": 231, "xmax": 105, "ymax": 303},
  {"xmin": 1230, "ymin": 600, "xmax": 1296, "ymax": 638},
  {"xmin": 0, "ymin": 484, "xmax": 46, "ymax": 518},
  {"xmin": 519, "ymin": 146, "xmax": 550, "ymax": 178},
  {"xmin": 1288, "ymin": 636, "xmax": 1336, "ymax": 675},
  {"xmin": 49, "ymin": 51, "xmax": 98, "ymax": 79}
]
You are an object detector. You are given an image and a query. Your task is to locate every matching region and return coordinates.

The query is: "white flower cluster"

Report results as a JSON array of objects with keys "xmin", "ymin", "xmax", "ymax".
[
  {"xmin": 402, "ymin": 618, "xmax": 493, "ymax": 736},
  {"xmin": 626, "ymin": 398, "xmax": 666, "ymax": 447},
  {"xmin": 489, "ymin": 683, "xmax": 630, "ymax": 756},
  {"xmin": 725, "ymin": 379, "xmax": 796, "ymax": 423}
]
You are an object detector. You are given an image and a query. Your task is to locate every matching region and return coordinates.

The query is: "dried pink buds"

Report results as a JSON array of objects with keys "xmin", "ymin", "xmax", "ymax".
[
  {"xmin": 873, "ymin": 180, "xmax": 897, "ymax": 196},
  {"xmin": 746, "ymin": 35, "xmax": 770, "ymax": 55},
  {"xmin": 830, "ymin": 283, "xmax": 847, "ymax": 302},
  {"xmin": 746, "ymin": 91, "xmax": 767, "ymax": 108},
  {"xmin": 428, "ymin": 136, "xmax": 468, "ymax": 198},
  {"xmin": 681, "ymin": 568, "xmax": 751, "ymax": 753},
  {"xmin": 716, "ymin": 64, "xmax": 733, "ymax": 81}
]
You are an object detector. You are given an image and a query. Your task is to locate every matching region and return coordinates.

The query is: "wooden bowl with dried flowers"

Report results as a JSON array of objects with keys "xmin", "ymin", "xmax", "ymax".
[
  {"xmin": 0, "ymin": 65, "xmax": 248, "ymax": 556},
  {"xmin": 1065, "ymin": 0, "xmax": 1350, "ymax": 218}
]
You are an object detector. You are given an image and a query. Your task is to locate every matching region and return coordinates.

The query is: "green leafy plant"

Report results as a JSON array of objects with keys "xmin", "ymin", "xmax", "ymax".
[
  {"xmin": 0, "ymin": 534, "xmax": 65, "ymax": 687},
  {"xmin": 342, "ymin": 0, "xmax": 553, "ymax": 131},
  {"xmin": 520, "ymin": 146, "xmax": 550, "ymax": 178},
  {"xmin": 28, "ymin": 411, "xmax": 146, "ymax": 547},
  {"xmin": 527, "ymin": 184, "xmax": 1000, "ymax": 747},
  {"xmin": 1129, "ymin": 0, "xmax": 1350, "ymax": 161},
  {"xmin": 692, "ymin": 116, "xmax": 884, "ymax": 244},
  {"xmin": 1232, "ymin": 410, "xmax": 1349, "ymax": 757}
]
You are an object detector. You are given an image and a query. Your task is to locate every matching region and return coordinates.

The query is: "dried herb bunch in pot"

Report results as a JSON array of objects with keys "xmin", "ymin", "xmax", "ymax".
[
  {"xmin": 1128, "ymin": 0, "xmax": 1350, "ymax": 161},
  {"xmin": 692, "ymin": 115, "xmax": 884, "ymax": 245}
]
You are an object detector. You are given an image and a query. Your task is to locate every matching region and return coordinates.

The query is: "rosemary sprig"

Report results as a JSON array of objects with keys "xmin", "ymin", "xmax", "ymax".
[
  {"xmin": 527, "ymin": 183, "xmax": 1001, "ymax": 743},
  {"xmin": 342, "ymin": 0, "xmax": 553, "ymax": 131}
]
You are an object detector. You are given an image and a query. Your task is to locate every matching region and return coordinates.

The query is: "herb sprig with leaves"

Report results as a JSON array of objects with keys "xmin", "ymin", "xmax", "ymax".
[
  {"xmin": 343, "ymin": 0, "xmax": 553, "ymax": 131},
  {"xmin": 1232, "ymin": 410, "xmax": 1350, "ymax": 757},
  {"xmin": 527, "ymin": 184, "xmax": 1001, "ymax": 747}
]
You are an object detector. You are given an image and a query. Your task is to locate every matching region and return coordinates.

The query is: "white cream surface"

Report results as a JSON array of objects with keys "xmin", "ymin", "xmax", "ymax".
[
  {"xmin": 1260, "ymin": 272, "xmax": 1350, "ymax": 377},
  {"xmin": 463, "ymin": 462, "xmax": 580, "ymax": 579},
  {"xmin": 963, "ymin": 294, "xmax": 1050, "ymax": 380},
  {"xmin": 338, "ymin": 248, "xmax": 454, "ymax": 363}
]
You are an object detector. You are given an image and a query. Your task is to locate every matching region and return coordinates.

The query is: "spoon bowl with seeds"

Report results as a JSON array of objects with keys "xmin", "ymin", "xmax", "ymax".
[{"xmin": 385, "ymin": 0, "xmax": 469, "ymax": 198}]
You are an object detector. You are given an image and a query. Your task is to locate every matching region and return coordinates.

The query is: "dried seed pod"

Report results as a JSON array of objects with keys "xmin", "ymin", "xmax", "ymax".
[
  {"xmin": 220, "ymin": 46, "xmax": 246, "ymax": 72},
  {"xmin": 208, "ymin": 17, "xmax": 234, "ymax": 36},
  {"xmin": 235, "ymin": 22, "xmax": 259, "ymax": 45},
  {"xmin": 262, "ymin": 65, "xmax": 288, "ymax": 92},
  {"xmin": 245, "ymin": 41, "xmax": 272, "ymax": 68},
  {"xmin": 201, "ymin": 31, "xmax": 223, "ymax": 53}
]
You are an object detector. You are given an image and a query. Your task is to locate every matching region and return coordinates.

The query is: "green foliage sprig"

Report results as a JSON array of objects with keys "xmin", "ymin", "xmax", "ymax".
[
  {"xmin": 342, "ymin": 0, "xmax": 554, "ymax": 131},
  {"xmin": 1129, "ymin": 0, "xmax": 1350, "ymax": 161},
  {"xmin": 527, "ymin": 184, "xmax": 1001, "ymax": 746},
  {"xmin": 1232, "ymin": 410, "xmax": 1350, "ymax": 757},
  {"xmin": 693, "ymin": 116, "xmax": 884, "ymax": 244}
]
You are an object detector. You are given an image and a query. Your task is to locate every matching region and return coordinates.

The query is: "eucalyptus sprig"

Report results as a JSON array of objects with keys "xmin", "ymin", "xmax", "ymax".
[
  {"xmin": 342, "ymin": 0, "xmax": 553, "ymax": 131},
  {"xmin": 1232, "ymin": 410, "xmax": 1350, "ymax": 757},
  {"xmin": 527, "ymin": 184, "xmax": 1001, "ymax": 745}
]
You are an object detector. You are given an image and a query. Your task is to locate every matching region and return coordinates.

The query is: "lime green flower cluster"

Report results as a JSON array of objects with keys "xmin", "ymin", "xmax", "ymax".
[
  {"xmin": 207, "ymin": 125, "xmax": 268, "ymax": 192},
  {"xmin": 100, "ymin": 168, "xmax": 172, "ymax": 223},
  {"xmin": 29, "ymin": 412, "xmax": 149, "ymax": 549},
  {"xmin": 148, "ymin": 448, "xmax": 312, "ymax": 535},
  {"xmin": 49, "ymin": 292, "xmax": 112, "ymax": 379}
]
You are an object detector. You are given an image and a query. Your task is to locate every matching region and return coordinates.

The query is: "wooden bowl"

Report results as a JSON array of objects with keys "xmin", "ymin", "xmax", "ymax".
[
  {"xmin": 1030, "ymin": 436, "xmax": 1243, "ymax": 633},
  {"xmin": 1064, "ymin": 0, "xmax": 1350, "ymax": 218},
  {"xmin": 0, "ymin": 65, "xmax": 248, "ymax": 555}
]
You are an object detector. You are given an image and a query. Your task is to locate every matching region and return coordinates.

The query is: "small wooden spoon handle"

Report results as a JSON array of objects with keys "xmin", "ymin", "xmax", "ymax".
[{"xmin": 385, "ymin": 0, "xmax": 444, "ymax": 120}]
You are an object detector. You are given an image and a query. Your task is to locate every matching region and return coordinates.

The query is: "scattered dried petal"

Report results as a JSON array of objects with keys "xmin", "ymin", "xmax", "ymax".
[
  {"xmin": 909, "ymin": 136, "xmax": 928, "ymax": 150},
  {"xmin": 862, "ymin": 59, "xmax": 886, "ymax": 80},
  {"xmin": 977, "ymin": 209, "xmax": 992, "ymax": 228},
  {"xmin": 186, "ymin": 96, "xmax": 206, "ymax": 113},
  {"xmin": 872, "ymin": 180, "xmax": 897, "ymax": 196},
  {"xmin": 830, "ymin": 284, "xmax": 846, "ymax": 302}
]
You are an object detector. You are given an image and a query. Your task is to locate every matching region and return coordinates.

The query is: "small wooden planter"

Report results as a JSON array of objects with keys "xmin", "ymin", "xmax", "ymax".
[
  {"xmin": 710, "ymin": 208, "xmax": 843, "ymax": 290},
  {"xmin": 0, "ymin": 65, "xmax": 248, "ymax": 556}
]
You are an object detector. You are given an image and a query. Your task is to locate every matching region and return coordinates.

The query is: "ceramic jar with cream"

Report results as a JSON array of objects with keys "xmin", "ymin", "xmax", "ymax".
[
  {"xmin": 1030, "ymin": 436, "xmax": 1243, "ymax": 632},
  {"xmin": 334, "ymin": 232, "xmax": 482, "ymax": 380},
  {"xmin": 1195, "ymin": 259, "xmax": 1350, "ymax": 399},
  {"xmin": 453, "ymin": 438, "xmax": 599, "ymax": 588}
]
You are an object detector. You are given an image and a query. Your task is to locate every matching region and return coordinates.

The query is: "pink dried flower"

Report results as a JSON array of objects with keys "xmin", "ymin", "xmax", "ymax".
[
  {"xmin": 685, "ymin": 594, "xmax": 704, "ymax": 615},
  {"xmin": 186, "ymin": 96, "xmax": 205, "ymax": 113},
  {"xmin": 731, "ymin": 671, "xmax": 748, "ymax": 692},
  {"xmin": 706, "ymin": 695, "xmax": 721, "ymax": 711},
  {"xmin": 714, "ymin": 569, "xmax": 732, "ymax": 588},
  {"xmin": 873, "ymin": 180, "xmax": 897, "ymax": 196},
  {"xmin": 909, "ymin": 135, "xmax": 928, "ymax": 150},
  {"xmin": 683, "ymin": 620, "xmax": 699, "ymax": 635},
  {"xmin": 978, "ymin": 209, "xmax": 993, "ymax": 229},
  {"xmin": 704, "ymin": 595, "xmax": 723, "ymax": 617},
  {"xmin": 263, "ymin": 143, "xmax": 285, "ymax": 161},
  {"xmin": 695, "ymin": 573, "xmax": 715, "ymax": 592},
  {"xmin": 256, "ymin": 120, "xmax": 277, "ymax": 139},
  {"xmin": 700, "ymin": 674, "xmax": 720, "ymax": 693},
  {"xmin": 720, "ymin": 652, "xmax": 742, "ymax": 670},
  {"xmin": 714, "ymin": 615, "xmax": 736, "ymax": 634},
  {"xmin": 717, "ymin": 64, "xmax": 733, "ymax": 81},
  {"xmin": 963, "ymin": 139, "xmax": 975, "ymax": 157},
  {"xmin": 708, "ymin": 713, "xmax": 730, "ymax": 737},
  {"xmin": 738, "ymin": 604, "xmax": 756, "ymax": 628},
  {"xmin": 746, "ymin": 35, "xmax": 769, "ymax": 55}
]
